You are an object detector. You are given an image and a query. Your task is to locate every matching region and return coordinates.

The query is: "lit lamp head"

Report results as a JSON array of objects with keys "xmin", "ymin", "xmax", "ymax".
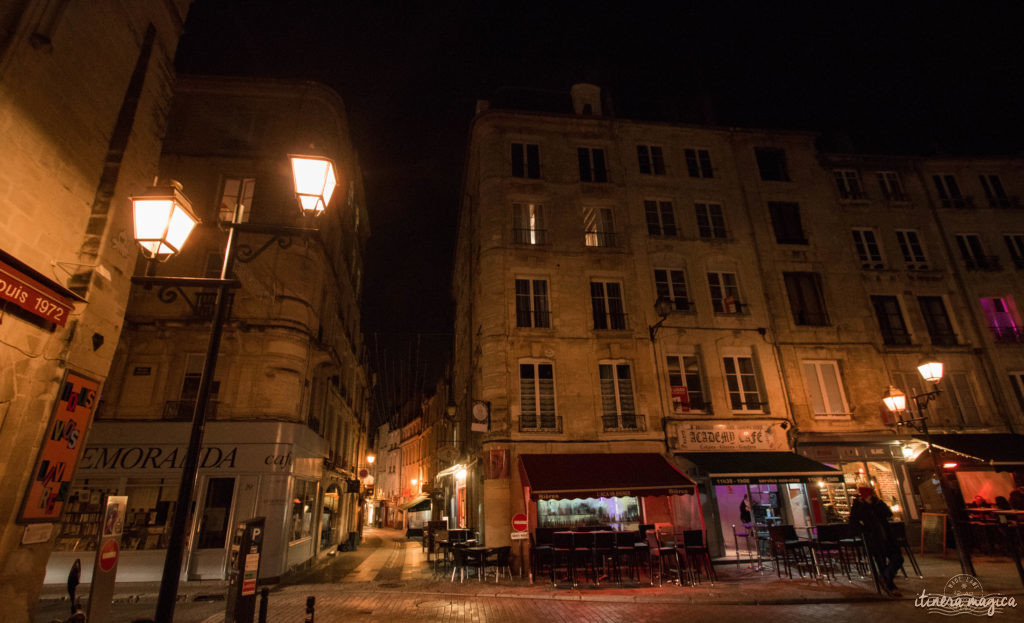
[
  {"xmin": 289, "ymin": 155, "xmax": 337, "ymax": 216},
  {"xmin": 455, "ymin": 468, "xmax": 467, "ymax": 481},
  {"xmin": 917, "ymin": 360, "xmax": 944, "ymax": 384},
  {"xmin": 367, "ymin": 454, "xmax": 375, "ymax": 465},
  {"xmin": 130, "ymin": 181, "xmax": 198, "ymax": 260},
  {"xmin": 882, "ymin": 385, "xmax": 907, "ymax": 413}
]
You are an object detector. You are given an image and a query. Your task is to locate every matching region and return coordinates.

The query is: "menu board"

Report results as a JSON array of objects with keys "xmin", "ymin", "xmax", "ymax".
[{"xmin": 920, "ymin": 512, "xmax": 947, "ymax": 557}]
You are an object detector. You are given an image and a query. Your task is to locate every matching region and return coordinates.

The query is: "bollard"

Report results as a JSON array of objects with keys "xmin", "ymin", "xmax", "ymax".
[
  {"xmin": 304, "ymin": 596, "xmax": 315, "ymax": 623},
  {"xmin": 258, "ymin": 587, "xmax": 269, "ymax": 623}
]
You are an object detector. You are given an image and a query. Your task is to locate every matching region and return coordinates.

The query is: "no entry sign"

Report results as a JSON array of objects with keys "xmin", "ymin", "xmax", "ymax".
[
  {"xmin": 511, "ymin": 513, "xmax": 528, "ymax": 532},
  {"xmin": 98, "ymin": 539, "xmax": 119, "ymax": 572}
]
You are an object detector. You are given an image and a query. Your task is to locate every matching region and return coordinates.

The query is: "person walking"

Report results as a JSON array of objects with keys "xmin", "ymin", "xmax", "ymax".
[
  {"xmin": 66, "ymin": 559, "xmax": 81, "ymax": 615},
  {"xmin": 849, "ymin": 485, "xmax": 903, "ymax": 597}
]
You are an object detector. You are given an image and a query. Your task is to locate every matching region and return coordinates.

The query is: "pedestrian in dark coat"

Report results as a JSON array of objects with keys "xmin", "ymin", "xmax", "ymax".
[{"xmin": 849, "ymin": 486, "xmax": 903, "ymax": 596}]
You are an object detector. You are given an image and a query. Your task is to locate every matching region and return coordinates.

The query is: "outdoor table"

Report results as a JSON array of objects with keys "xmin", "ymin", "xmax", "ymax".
[{"xmin": 461, "ymin": 545, "xmax": 497, "ymax": 582}]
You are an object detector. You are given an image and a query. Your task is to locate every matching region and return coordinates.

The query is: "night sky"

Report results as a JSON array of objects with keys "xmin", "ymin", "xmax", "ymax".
[{"xmin": 174, "ymin": 2, "xmax": 1024, "ymax": 419}]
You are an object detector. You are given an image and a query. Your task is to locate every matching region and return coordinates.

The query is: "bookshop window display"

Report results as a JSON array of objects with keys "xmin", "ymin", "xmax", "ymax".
[
  {"xmin": 815, "ymin": 461, "xmax": 906, "ymax": 522},
  {"xmin": 56, "ymin": 478, "xmax": 178, "ymax": 552}
]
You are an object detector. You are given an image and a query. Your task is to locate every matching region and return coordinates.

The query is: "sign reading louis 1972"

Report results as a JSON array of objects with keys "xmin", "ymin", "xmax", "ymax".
[{"xmin": 18, "ymin": 370, "xmax": 101, "ymax": 523}]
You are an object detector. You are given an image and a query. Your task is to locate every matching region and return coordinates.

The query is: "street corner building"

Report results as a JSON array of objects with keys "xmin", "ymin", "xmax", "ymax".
[
  {"xmin": 41, "ymin": 75, "xmax": 373, "ymax": 586},
  {"xmin": 0, "ymin": 1, "xmax": 192, "ymax": 620},
  {"xmin": 451, "ymin": 84, "xmax": 1024, "ymax": 566}
]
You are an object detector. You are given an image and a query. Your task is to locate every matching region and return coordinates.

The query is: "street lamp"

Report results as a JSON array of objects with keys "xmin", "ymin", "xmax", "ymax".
[
  {"xmin": 367, "ymin": 454, "xmax": 375, "ymax": 465},
  {"xmin": 135, "ymin": 155, "xmax": 336, "ymax": 623},
  {"xmin": 882, "ymin": 359, "xmax": 974, "ymax": 575},
  {"xmin": 648, "ymin": 296, "xmax": 674, "ymax": 341}
]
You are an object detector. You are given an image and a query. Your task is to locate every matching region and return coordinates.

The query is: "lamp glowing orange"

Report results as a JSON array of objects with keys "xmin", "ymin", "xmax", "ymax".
[
  {"xmin": 289, "ymin": 155, "xmax": 337, "ymax": 216},
  {"xmin": 130, "ymin": 181, "xmax": 198, "ymax": 260}
]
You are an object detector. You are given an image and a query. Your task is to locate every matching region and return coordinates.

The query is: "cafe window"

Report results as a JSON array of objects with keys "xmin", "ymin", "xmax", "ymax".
[
  {"xmin": 536, "ymin": 496, "xmax": 641, "ymax": 531},
  {"xmin": 290, "ymin": 479, "xmax": 318, "ymax": 542}
]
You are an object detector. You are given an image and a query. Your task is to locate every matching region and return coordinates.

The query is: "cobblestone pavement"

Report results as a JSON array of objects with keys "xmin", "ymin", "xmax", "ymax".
[{"xmin": 34, "ymin": 528, "xmax": 1023, "ymax": 622}]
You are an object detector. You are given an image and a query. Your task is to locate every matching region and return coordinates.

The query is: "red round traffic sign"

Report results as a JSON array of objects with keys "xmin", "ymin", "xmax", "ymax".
[
  {"xmin": 98, "ymin": 539, "xmax": 119, "ymax": 572},
  {"xmin": 511, "ymin": 513, "xmax": 528, "ymax": 532}
]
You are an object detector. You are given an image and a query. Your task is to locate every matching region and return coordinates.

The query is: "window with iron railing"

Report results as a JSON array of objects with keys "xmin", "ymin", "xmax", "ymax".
[
  {"xmin": 654, "ymin": 268, "xmax": 691, "ymax": 312},
  {"xmin": 591, "ymin": 280, "xmax": 627, "ymax": 330},
  {"xmin": 896, "ymin": 229, "xmax": 929, "ymax": 270},
  {"xmin": 956, "ymin": 234, "xmax": 1001, "ymax": 271},
  {"xmin": 707, "ymin": 271, "xmax": 744, "ymax": 314},
  {"xmin": 578, "ymin": 147, "xmax": 608, "ymax": 182},
  {"xmin": 918, "ymin": 296, "xmax": 958, "ymax": 346},
  {"xmin": 637, "ymin": 145, "xmax": 666, "ymax": 175},
  {"xmin": 584, "ymin": 207, "xmax": 617, "ymax": 248},
  {"xmin": 834, "ymin": 169, "xmax": 866, "ymax": 200},
  {"xmin": 695, "ymin": 202, "xmax": 727, "ymax": 239},
  {"xmin": 512, "ymin": 202, "xmax": 547, "ymax": 245},
  {"xmin": 515, "ymin": 278, "xmax": 551, "ymax": 328},
  {"xmin": 684, "ymin": 148, "xmax": 714, "ymax": 178},
  {"xmin": 644, "ymin": 200, "xmax": 677, "ymax": 236},
  {"xmin": 599, "ymin": 362, "xmax": 641, "ymax": 430},
  {"xmin": 519, "ymin": 362, "xmax": 557, "ymax": 431},
  {"xmin": 876, "ymin": 171, "xmax": 906, "ymax": 202},
  {"xmin": 871, "ymin": 295, "xmax": 912, "ymax": 345},
  {"xmin": 1004, "ymin": 234, "xmax": 1024, "ymax": 269},
  {"xmin": 933, "ymin": 174, "xmax": 971, "ymax": 208},
  {"xmin": 723, "ymin": 356, "xmax": 766, "ymax": 413},
  {"xmin": 979, "ymin": 174, "xmax": 1016, "ymax": 208},
  {"xmin": 511, "ymin": 143, "xmax": 540, "ymax": 179},
  {"xmin": 784, "ymin": 272, "xmax": 829, "ymax": 326},
  {"xmin": 667, "ymin": 354, "xmax": 707, "ymax": 414},
  {"xmin": 852, "ymin": 228, "xmax": 885, "ymax": 269}
]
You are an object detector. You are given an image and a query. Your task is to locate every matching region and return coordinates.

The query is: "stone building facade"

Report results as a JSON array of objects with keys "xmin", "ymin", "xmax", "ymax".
[
  {"xmin": 43, "ymin": 75, "xmax": 372, "ymax": 584},
  {"xmin": 0, "ymin": 2, "xmax": 190, "ymax": 618},
  {"xmin": 453, "ymin": 84, "xmax": 1023, "ymax": 556}
]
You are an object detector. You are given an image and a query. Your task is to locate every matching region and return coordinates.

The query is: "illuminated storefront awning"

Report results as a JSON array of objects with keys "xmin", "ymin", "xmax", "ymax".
[
  {"xmin": 398, "ymin": 493, "xmax": 430, "ymax": 511},
  {"xmin": 682, "ymin": 451, "xmax": 842, "ymax": 485},
  {"xmin": 519, "ymin": 453, "xmax": 696, "ymax": 500},
  {"xmin": 916, "ymin": 434, "xmax": 1024, "ymax": 468}
]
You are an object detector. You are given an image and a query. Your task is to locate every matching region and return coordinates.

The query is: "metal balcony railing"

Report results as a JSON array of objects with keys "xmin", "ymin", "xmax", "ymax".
[
  {"xmin": 838, "ymin": 189, "xmax": 868, "ymax": 201},
  {"xmin": 519, "ymin": 415, "xmax": 562, "ymax": 433},
  {"xmin": 516, "ymin": 309, "xmax": 551, "ymax": 328},
  {"xmin": 593, "ymin": 311, "xmax": 628, "ymax": 330},
  {"xmin": 602, "ymin": 413, "xmax": 647, "ymax": 432},
  {"xmin": 585, "ymin": 231, "xmax": 618, "ymax": 248},
  {"xmin": 881, "ymin": 330, "xmax": 912, "ymax": 346},
  {"xmin": 990, "ymin": 326, "xmax": 1024, "ymax": 344},
  {"xmin": 163, "ymin": 400, "xmax": 218, "ymax": 421},
  {"xmin": 928, "ymin": 331, "xmax": 959, "ymax": 347},
  {"xmin": 941, "ymin": 196, "xmax": 974, "ymax": 209},
  {"xmin": 988, "ymin": 196, "xmax": 1021, "ymax": 209},
  {"xmin": 964, "ymin": 255, "xmax": 1002, "ymax": 272},
  {"xmin": 512, "ymin": 228, "xmax": 549, "ymax": 245}
]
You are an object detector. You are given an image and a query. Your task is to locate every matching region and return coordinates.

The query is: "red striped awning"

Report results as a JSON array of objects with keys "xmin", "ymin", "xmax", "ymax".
[{"xmin": 519, "ymin": 453, "xmax": 696, "ymax": 500}]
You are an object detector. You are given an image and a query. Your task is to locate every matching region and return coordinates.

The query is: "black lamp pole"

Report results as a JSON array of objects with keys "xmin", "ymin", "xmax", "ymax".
[
  {"xmin": 898, "ymin": 390, "xmax": 975, "ymax": 576},
  {"xmin": 151, "ymin": 206, "xmax": 243, "ymax": 623}
]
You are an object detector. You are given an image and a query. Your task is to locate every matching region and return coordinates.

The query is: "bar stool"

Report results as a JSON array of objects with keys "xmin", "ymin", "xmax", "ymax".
[
  {"xmin": 731, "ymin": 523, "xmax": 753, "ymax": 566},
  {"xmin": 682, "ymin": 529, "xmax": 715, "ymax": 586},
  {"xmin": 614, "ymin": 530, "xmax": 641, "ymax": 583},
  {"xmin": 551, "ymin": 531, "xmax": 576, "ymax": 587}
]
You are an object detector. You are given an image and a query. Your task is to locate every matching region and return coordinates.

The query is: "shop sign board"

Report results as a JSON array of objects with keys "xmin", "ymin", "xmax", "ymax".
[
  {"xmin": 78, "ymin": 443, "xmax": 295, "ymax": 473},
  {"xmin": 510, "ymin": 531, "xmax": 529, "ymax": 540},
  {"xmin": 0, "ymin": 257, "xmax": 75, "ymax": 326},
  {"xmin": 18, "ymin": 370, "xmax": 101, "ymax": 523},
  {"xmin": 666, "ymin": 419, "xmax": 789, "ymax": 453},
  {"xmin": 712, "ymin": 474, "xmax": 843, "ymax": 485}
]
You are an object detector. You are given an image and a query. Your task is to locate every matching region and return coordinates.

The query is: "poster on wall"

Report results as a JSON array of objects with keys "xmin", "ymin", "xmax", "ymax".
[{"xmin": 18, "ymin": 370, "xmax": 101, "ymax": 523}]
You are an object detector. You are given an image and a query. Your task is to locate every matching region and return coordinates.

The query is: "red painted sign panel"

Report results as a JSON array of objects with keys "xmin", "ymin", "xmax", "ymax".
[
  {"xmin": 0, "ymin": 258, "xmax": 75, "ymax": 326},
  {"xmin": 19, "ymin": 370, "xmax": 101, "ymax": 523},
  {"xmin": 511, "ymin": 513, "xmax": 528, "ymax": 531},
  {"xmin": 98, "ymin": 539, "xmax": 119, "ymax": 572}
]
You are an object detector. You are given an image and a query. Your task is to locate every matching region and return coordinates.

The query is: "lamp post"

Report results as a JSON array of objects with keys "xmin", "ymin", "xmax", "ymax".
[
  {"xmin": 133, "ymin": 155, "xmax": 338, "ymax": 623},
  {"xmin": 882, "ymin": 360, "xmax": 975, "ymax": 575},
  {"xmin": 647, "ymin": 296, "xmax": 674, "ymax": 341}
]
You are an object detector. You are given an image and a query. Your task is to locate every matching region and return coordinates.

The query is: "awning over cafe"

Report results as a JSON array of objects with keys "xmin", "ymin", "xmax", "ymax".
[
  {"xmin": 518, "ymin": 453, "xmax": 696, "ymax": 500},
  {"xmin": 681, "ymin": 451, "xmax": 842, "ymax": 485},
  {"xmin": 919, "ymin": 434, "xmax": 1024, "ymax": 467},
  {"xmin": 398, "ymin": 493, "xmax": 430, "ymax": 511}
]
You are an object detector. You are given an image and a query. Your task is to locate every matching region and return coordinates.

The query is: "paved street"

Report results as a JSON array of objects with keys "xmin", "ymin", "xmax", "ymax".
[{"xmin": 35, "ymin": 528, "xmax": 1023, "ymax": 622}]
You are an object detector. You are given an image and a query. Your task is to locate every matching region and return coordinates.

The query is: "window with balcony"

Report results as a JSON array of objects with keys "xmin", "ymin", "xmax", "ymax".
[
  {"xmin": 918, "ymin": 296, "xmax": 957, "ymax": 346},
  {"xmin": 876, "ymin": 171, "xmax": 906, "ymax": 201},
  {"xmin": 666, "ymin": 354, "xmax": 708, "ymax": 413},
  {"xmin": 519, "ymin": 362, "xmax": 557, "ymax": 430},
  {"xmin": 871, "ymin": 295, "xmax": 911, "ymax": 345},
  {"xmin": 644, "ymin": 200, "xmax": 677, "ymax": 236},
  {"xmin": 852, "ymin": 227, "xmax": 885, "ymax": 269},
  {"xmin": 755, "ymin": 147, "xmax": 789, "ymax": 181},
  {"xmin": 511, "ymin": 142, "xmax": 540, "ymax": 179},
  {"xmin": 768, "ymin": 202, "xmax": 807, "ymax": 244},
  {"xmin": 955, "ymin": 234, "xmax": 1000, "ymax": 271},
  {"xmin": 784, "ymin": 272, "xmax": 829, "ymax": 326},
  {"xmin": 834, "ymin": 169, "xmax": 865, "ymax": 200},
  {"xmin": 637, "ymin": 145, "xmax": 666, "ymax": 175},
  {"xmin": 981, "ymin": 296, "xmax": 1023, "ymax": 343},
  {"xmin": 654, "ymin": 268, "xmax": 690, "ymax": 311},
  {"xmin": 684, "ymin": 148, "xmax": 713, "ymax": 178},
  {"xmin": 1009, "ymin": 372, "xmax": 1024, "ymax": 413},
  {"xmin": 707, "ymin": 271, "xmax": 742, "ymax": 314},
  {"xmin": 512, "ymin": 202, "xmax": 547, "ymax": 245},
  {"xmin": 590, "ymin": 280, "xmax": 626, "ymax": 330},
  {"xmin": 979, "ymin": 174, "xmax": 1014, "ymax": 208},
  {"xmin": 723, "ymin": 355, "xmax": 766, "ymax": 412},
  {"xmin": 895, "ymin": 229, "xmax": 929, "ymax": 270},
  {"xmin": 578, "ymin": 147, "xmax": 608, "ymax": 182},
  {"xmin": 168, "ymin": 353, "xmax": 220, "ymax": 420},
  {"xmin": 218, "ymin": 176, "xmax": 255, "ymax": 222},
  {"xmin": 695, "ymin": 202, "xmax": 727, "ymax": 239},
  {"xmin": 584, "ymin": 207, "xmax": 617, "ymax": 247},
  {"xmin": 802, "ymin": 360, "xmax": 850, "ymax": 418},
  {"xmin": 515, "ymin": 278, "xmax": 550, "ymax": 328},
  {"xmin": 933, "ymin": 174, "xmax": 969, "ymax": 208},
  {"xmin": 599, "ymin": 362, "xmax": 640, "ymax": 429},
  {"xmin": 1005, "ymin": 234, "xmax": 1024, "ymax": 269}
]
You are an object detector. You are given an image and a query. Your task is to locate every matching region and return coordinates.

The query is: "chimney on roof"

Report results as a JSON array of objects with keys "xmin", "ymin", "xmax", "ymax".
[{"xmin": 570, "ymin": 83, "xmax": 601, "ymax": 116}]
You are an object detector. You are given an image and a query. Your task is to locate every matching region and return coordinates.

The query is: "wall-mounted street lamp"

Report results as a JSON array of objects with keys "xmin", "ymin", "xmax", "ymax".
[
  {"xmin": 882, "ymin": 359, "xmax": 974, "ymax": 576},
  {"xmin": 136, "ymin": 155, "xmax": 337, "ymax": 623},
  {"xmin": 647, "ymin": 296, "xmax": 674, "ymax": 341},
  {"xmin": 367, "ymin": 454, "xmax": 376, "ymax": 465}
]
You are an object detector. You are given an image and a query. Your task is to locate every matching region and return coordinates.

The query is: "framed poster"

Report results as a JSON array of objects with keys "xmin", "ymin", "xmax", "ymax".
[{"xmin": 18, "ymin": 370, "xmax": 101, "ymax": 523}]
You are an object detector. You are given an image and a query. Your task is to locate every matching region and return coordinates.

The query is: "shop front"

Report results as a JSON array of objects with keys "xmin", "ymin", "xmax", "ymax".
[
  {"xmin": 666, "ymin": 418, "xmax": 840, "ymax": 558},
  {"xmin": 44, "ymin": 420, "xmax": 330, "ymax": 584},
  {"xmin": 905, "ymin": 433, "xmax": 1024, "ymax": 513},
  {"xmin": 798, "ymin": 439, "xmax": 915, "ymax": 524},
  {"xmin": 518, "ymin": 453, "xmax": 700, "ymax": 534}
]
